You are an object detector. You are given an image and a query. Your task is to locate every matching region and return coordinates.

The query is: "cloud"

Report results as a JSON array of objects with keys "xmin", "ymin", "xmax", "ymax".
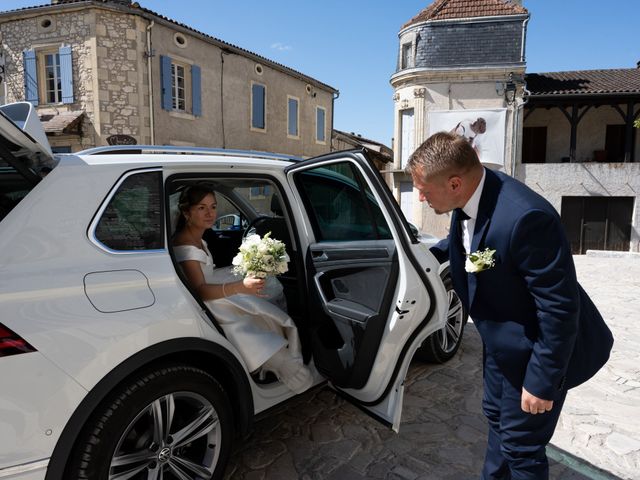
[{"xmin": 270, "ymin": 42, "xmax": 292, "ymax": 51}]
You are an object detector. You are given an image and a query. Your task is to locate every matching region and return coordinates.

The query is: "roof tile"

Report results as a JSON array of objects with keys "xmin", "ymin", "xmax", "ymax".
[
  {"xmin": 403, "ymin": 0, "xmax": 528, "ymax": 29},
  {"xmin": 526, "ymin": 69, "xmax": 640, "ymax": 96}
]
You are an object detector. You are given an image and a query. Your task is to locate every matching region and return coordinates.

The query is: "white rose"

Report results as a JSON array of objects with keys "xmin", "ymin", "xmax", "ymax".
[
  {"xmin": 232, "ymin": 253, "xmax": 243, "ymax": 266},
  {"xmin": 465, "ymin": 257, "xmax": 480, "ymax": 273}
]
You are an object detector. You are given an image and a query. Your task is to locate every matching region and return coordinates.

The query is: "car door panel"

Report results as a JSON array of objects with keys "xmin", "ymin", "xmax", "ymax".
[
  {"xmin": 308, "ymin": 240, "xmax": 398, "ymax": 389},
  {"xmin": 286, "ymin": 151, "xmax": 442, "ymax": 430}
]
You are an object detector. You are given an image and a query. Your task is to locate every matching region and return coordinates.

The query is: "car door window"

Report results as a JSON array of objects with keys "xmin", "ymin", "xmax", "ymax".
[
  {"xmin": 296, "ymin": 162, "xmax": 391, "ymax": 241},
  {"xmin": 94, "ymin": 171, "xmax": 163, "ymax": 251},
  {"xmin": 212, "ymin": 194, "xmax": 247, "ymax": 231}
]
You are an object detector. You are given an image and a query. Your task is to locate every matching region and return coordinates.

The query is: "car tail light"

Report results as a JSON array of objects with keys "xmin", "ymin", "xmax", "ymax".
[{"xmin": 0, "ymin": 323, "xmax": 36, "ymax": 357}]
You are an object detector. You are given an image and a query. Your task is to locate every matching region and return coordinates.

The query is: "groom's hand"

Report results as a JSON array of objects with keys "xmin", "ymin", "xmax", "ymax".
[{"xmin": 521, "ymin": 387, "xmax": 554, "ymax": 415}]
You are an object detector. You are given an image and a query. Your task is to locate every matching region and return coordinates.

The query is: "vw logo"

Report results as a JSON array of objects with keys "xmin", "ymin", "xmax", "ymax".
[{"xmin": 157, "ymin": 447, "xmax": 172, "ymax": 463}]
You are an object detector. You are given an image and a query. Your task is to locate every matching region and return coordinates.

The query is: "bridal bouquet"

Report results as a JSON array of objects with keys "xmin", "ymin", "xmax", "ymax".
[{"xmin": 232, "ymin": 232, "xmax": 289, "ymax": 278}]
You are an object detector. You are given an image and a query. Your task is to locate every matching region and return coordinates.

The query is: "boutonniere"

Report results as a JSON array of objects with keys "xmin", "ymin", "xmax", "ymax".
[{"xmin": 465, "ymin": 248, "xmax": 496, "ymax": 273}]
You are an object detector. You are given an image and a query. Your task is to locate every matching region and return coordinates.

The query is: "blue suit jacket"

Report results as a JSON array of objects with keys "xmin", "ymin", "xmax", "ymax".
[{"xmin": 431, "ymin": 169, "xmax": 613, "ymax": 400}]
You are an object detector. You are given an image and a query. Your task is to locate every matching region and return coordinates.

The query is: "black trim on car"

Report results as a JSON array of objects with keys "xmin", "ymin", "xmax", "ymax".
[{"xmin": 45, "ymin": 338, "xmax": 252, "ymax": 480}]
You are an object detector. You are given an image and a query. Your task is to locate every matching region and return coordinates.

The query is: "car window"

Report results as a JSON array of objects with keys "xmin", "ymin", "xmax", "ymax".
[
  {"xmin": 233, "ymin": 182, "xmax": 276, "ymax": 217},
  {"xmin": 94, "ymin": 171, "xmax": 163, "ymax": 251},
  {"xmin": 213, "ymin": 194, "xmax": 248, "ymax": 231},
  {"xmin": 296, "ymin": 162, "xmax": 392, "ymax": 242},
  {"xmin": 0, "ymin": 166, "xmax": 33, "ymax": 223}
]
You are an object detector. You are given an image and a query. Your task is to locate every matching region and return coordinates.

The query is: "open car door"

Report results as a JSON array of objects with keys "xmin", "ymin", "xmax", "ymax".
[{"xmin": 285, "ymin": 150, "xmax": 444, "ymax": 431}]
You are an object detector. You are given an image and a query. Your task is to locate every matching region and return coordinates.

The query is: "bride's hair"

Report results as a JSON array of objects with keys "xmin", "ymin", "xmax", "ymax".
[{"xmin": 175, "ymin": 184, "xmax": 216, "ymax": 232}]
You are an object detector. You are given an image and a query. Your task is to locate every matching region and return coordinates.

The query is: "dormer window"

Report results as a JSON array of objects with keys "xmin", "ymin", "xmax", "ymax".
[{"xmin": 401, "ymin": 42, "xmax": 413, "ymax": 69}]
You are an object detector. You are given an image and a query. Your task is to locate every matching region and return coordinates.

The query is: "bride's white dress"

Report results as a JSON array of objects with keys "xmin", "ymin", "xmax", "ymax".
[{"xmin": 174, "ymin": 241, "xmax": 304, "ymax": 374}]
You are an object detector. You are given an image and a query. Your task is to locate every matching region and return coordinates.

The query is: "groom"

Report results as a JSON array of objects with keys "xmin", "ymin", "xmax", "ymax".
[{"xmin": 407, "ymin": 132, "xmax": 613, "ymax": 479}]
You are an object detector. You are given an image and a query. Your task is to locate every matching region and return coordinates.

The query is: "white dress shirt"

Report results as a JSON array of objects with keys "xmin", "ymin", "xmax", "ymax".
[{"xmin": 461, "ymin": 169, "xmax": 486, "ymax": 254}]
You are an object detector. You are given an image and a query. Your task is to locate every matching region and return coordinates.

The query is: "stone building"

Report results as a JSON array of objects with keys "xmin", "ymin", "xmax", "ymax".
[
  {"xmin": 331, "ymin": 129, "xmax": 393, "ymax": 171},
  {"xmin": 0, "ymin": 0, "xmax": 338, "ymax": 157},
  {"xmin": 389, "ymin": 0, "xmax": 528, "ymax": 237},
  {"xmin": 522, "ymin": 69, "xmax": 640, "ymax": 253},
  {"xmin": 391, "ymin": 0, "xmax": 640, "ymax": 252}
]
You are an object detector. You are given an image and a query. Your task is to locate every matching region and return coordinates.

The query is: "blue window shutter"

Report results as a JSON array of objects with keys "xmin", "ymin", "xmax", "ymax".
[
  {"xmin": 252, "ymin": 84, "xmax": 265, "ymax": 129},
  {"xmin": 317, "ymin": 108, "xmax": 325, "ymax": 142},
  {"xmin": 191, "ymin": 64, "xmax": 201, "ymax": 116},
  {"xmin": 59, "ymin": 45, "xmax": 74, "ymax": 104},
  {"xmin": 23, "ymin": 49, "xmax": 39, "ymax": 105},
  {"xmin": 288, "ymin": 98, "xmax": 298, "ymax": 136},
  {"xmin": 160, "ymin": 55, "xmax": 172, "ymax": 111}
]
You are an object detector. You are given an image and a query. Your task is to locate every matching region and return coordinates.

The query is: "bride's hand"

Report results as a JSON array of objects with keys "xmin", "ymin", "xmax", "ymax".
[{"xmin": 243, "ymin": 276, "xmax": 267, "ymax": 297}]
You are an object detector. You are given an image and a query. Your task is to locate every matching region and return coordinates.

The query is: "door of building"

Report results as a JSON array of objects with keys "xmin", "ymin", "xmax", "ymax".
[{"xmin": 560, "ymin": 196, "xmax": 634, "ymax": 253}]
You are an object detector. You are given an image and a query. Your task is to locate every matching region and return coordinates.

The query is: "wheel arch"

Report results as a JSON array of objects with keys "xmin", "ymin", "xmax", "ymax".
[{"xmin": 45, "ymin": 338, "xmax": 253, "ymax": 480}]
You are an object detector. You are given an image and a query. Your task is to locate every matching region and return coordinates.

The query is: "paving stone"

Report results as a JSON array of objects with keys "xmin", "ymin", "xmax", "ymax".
[
  {"xmin": 223, "ymin": 256, "xmax": 640, "ymax": 480},
  {"xmin": 310, "ymin": 423, "xmax": 342, "ymax": 444},
  {"xmin": 605, "ymin": 432, "xmax": 640, "ymax": 456}
]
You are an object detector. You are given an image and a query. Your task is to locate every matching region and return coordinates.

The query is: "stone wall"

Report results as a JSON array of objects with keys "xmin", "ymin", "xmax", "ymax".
[
  {"xmin": 0, "ymin": 9, "xmax": 99, "ymax": 148},
  {"xmin": 95, "ymin": 10, "xmax": 149, "ymax": 144}
]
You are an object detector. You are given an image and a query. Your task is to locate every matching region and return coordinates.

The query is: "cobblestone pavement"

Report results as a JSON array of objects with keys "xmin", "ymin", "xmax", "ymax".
[{"xmin": 223, "ymin": 255, "xmax": 640, "ymax": 480}]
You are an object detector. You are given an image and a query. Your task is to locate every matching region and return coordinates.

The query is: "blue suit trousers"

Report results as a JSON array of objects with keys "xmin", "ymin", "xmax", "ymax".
[{"xmin": 481, "ymin": 353, "xmax": 567, "ymax": 480}]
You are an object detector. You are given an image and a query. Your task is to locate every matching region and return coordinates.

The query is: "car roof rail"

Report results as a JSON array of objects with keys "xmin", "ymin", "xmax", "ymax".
[{"xmin": 76, "ymin": 145, "xmax": 302, "ymax": 161}]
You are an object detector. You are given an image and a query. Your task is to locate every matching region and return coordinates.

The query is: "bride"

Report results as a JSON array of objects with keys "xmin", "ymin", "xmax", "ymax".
[{"xmin": 172, "ymin": 184, "xmax": 312, "ymax": 394}]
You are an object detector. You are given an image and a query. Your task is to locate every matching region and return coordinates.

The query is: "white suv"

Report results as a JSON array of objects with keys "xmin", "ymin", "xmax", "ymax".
[{"xmin": 0, "ymin": 102, "xmax": 465, "ymax": 480}]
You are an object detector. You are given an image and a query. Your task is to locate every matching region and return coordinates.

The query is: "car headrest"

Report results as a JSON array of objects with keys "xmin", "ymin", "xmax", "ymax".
[{"xmin": 270, "ymin": 194, "xmax": 283, "ymax": 216}]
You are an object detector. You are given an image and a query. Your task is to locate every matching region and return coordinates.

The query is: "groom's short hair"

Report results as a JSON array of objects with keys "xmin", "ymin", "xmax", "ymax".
[{"xmin": 405, "ymin": 131, "xmax": 480, "ymax": 180}]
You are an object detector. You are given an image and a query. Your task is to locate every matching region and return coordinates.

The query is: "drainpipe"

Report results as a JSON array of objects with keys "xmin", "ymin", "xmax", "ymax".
[
  {"xmin": 146, "ymin": 20, "xmax": 155, "ymax": 145},
  {"xmin": 520, "ymin": 17, "xmax": 529, "ymax": 63},
  {"xmin": 330, "ymin": 90, "xmax": 340, "ymax": 152},
  {"xmin": 511, "ymin": 80, "xmax": 530, "ymax": 178},
  {"xmin": 510, "ymin": 16, "xmax": 529, "ymax": 177}
]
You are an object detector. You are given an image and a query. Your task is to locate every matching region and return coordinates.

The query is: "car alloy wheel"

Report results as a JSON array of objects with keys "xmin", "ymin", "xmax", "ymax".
[
  {"xmin": 109, "ymin": 391, "xmax": 221, "ymax": 479},
  {"xmin": 67, "ymin": 364, "xmax": 233, "ymax": 480},
  {"xmin": 416, "ymin": 271, "xmax": 467, "ymax": 363}
]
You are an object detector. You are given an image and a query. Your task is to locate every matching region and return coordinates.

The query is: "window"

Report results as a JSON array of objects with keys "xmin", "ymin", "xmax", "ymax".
[
  {"xmin": 401, "ymin": 43, "xmax": 413, "ymax": 69},
  {"xmin": 252, "ymin": 83, "xmax": 266, "ymax": 130},
  {"xmin": 288, "ymin": 97, "xmax": 299, "ymax": 137},
  {"xmin": 171, "ymin": 63, "xmax": 186, "ymax": 111},
  {"xmin": 94, "ymin": 171, "xmax": 164, "ymax": 251},
  {"xmin": 51, "ymin": 146, "xmax": 72, "ymax": 153},
  {"xmin": 296, "ymin": 162, "xmax": 392, "ymax": 242},
  {"xmin": 212, "ymin": 194, "xmax": 248, "ymax": 232},
  {"xmin": 316, "ymin": 106, "xmax": 326, "ymax": 143},
  {"xmin": 42, "ymin": 52, "xmax": 62, "ymax": 103},
  {"xmin": 23, "ymin": 46, "xmax": 74, "ymax": 105},
  {"xmin": 522, "ymin": 127, "xmax": 547, "ymax": 163},
  {"xmin": 160, "ymin": 56, "xmax": 201, "ymax": 116},
  {"xmin": 400, "ymin": 109, "xmax": 414, "ymax": 168}
]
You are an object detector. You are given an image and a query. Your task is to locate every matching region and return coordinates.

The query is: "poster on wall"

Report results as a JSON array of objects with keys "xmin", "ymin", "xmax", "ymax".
[{"xmin": 428, "ymin": 109, "xmax": 507, "ymax": 168}]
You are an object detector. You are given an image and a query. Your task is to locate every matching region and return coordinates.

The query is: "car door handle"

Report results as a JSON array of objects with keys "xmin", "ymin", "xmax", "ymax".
[{"xmin": 312, "ymin": 251, "xmax": 328, "ymax": 262}]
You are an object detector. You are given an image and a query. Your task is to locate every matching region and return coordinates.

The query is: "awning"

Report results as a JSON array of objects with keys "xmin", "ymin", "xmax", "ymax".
[{"xmin": 39, "ymin": 110, "xmax": 84, "ymax": 135}]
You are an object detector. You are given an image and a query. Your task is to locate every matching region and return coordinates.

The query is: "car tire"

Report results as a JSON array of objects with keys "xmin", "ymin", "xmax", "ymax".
[
  {"xmin": 416, "ymin": 271, "xmax": 467, "ymax": 363},
  {"xmin": 66, "ymin": 364, "xmax": 233, "ymax": 480}
]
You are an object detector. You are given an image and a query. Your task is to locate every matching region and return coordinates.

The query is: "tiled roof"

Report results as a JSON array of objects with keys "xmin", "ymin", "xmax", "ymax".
[
  {"xmin": 39, "ymin": 110, "xmax": 84, "ymax": 134},
  {"xmin": 526, "ymin": 69, "xmax": 640, "ymax": 96},
  {"xmin": 403, "ymin": 0, "xmax": 528, "ymax": 29},
  {"xmin": 0, "ymin": 0, "xmax": 337, "ymax": 93}
]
